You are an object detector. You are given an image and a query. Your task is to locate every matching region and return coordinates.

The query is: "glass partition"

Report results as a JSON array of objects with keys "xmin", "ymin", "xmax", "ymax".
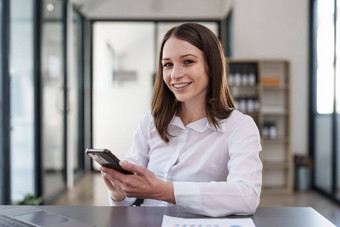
[
  {"xmin": 41, "ymin": 0, "xmax": 66, "ymax": 201},
  {"xmin": 70, "ymin": 8, "xmax": 84, "ymax": 180},
  {"xmin": 9, "ymin": 0, "xmax": 35, "ymax": 203}
]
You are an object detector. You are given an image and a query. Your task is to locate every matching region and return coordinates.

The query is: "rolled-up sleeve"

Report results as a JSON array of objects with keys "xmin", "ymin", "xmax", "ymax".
[{"xmin": 108, "ymin": 192, "xmax": 137, "ymax": 206}]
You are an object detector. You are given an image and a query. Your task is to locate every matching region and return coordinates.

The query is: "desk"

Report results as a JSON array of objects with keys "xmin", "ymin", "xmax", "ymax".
[{"xmin": 0, "ymin": 206, "xmax": 336, "ymax": 227}]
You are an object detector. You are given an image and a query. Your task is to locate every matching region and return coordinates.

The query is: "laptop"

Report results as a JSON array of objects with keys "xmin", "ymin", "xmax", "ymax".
[{"xmin": 0, "ymin": 206, "xmax": 95, "ymax": 227}]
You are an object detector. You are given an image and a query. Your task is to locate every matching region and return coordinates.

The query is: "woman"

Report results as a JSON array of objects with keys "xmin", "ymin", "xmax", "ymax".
[{"xmin": 100, "ymin": 23, "xmax": 262, "ymax": 217}]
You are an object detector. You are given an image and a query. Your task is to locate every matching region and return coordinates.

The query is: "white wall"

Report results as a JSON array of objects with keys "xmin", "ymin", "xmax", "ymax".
[
  {"xmin": 73, "ymin": 0, "xmax": 224, "ymax": 19},
  {"xmin": 227, "ymin": 0, "xmax": 309, "ymax": 155},
  {"xmin": 93, "ymin": 23, "xmax": 155, "ymax": 160},
  {"xmin": 221, "ymin": 0, "xmax": 233, "ymax": 16}
]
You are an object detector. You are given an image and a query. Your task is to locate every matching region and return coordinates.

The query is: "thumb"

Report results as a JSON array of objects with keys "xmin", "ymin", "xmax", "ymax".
[{"xmin": 120, "ymin": 160, "xmax": 146, "ymax": 175}]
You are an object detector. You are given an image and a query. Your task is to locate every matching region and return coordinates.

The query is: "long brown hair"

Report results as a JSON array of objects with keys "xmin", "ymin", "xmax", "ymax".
[{"xmin": 151, "ymin": 23, "xmax": 235, "ymax": 143}]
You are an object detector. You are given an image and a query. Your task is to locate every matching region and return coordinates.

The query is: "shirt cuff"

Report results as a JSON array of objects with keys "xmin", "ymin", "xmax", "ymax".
[
  {"xmin": 173, "ymin": 182, "xmax": 203, "ymax": 214},
  {"xmin": 108, "ymin": 191, "xmax": 136, "ymax": 206}
]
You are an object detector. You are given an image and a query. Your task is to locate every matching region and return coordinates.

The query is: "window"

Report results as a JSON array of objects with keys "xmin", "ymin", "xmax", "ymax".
[
  {"xmin": 316, "ymin": 1, "xmax": 335, "ymax": 114},
  {"xmin": 311, "ymin": 0, "xmax": 340, "ymax": 201}
]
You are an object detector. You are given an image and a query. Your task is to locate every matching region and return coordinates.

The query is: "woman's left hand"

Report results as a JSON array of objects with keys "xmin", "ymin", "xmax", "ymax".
[{"xmin": 100, "ymin": 160, "xmax": 175, "ymax": 204}]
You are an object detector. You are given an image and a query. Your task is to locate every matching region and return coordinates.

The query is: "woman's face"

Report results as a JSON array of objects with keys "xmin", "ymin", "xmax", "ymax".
[{"xmin": 162, "ymin": 37, "xmax": 209, "ymax": 105}]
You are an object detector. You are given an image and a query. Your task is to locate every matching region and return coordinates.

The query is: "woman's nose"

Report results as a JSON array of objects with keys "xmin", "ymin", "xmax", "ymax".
[{"xmin": 170, "ymin": 65, "xmax": 184, "ymax": 80}]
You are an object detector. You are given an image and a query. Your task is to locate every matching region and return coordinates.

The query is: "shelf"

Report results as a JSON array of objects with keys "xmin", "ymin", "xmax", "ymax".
[
  {"xmin": 231, "ymin": 85, "xmax": 259, "ymax": 89},
  {"xmin": 260, "ymin": 84, "xmax": 290, "ymax": 89},
  {"xmin": 228, "ymin": 59, "xmax": 292, "ymax": 194},
  {"xmin": 263, "ymin": 137, "xmax": 289, "ymax": 143},
  {"xmin": 261, "ymin": 111, "xmax": 289, "ymax": 116},
  {"xmin": 243, "ymin": 111, "xmax": 259, "ymax": 116},
  {"xmin": 261, "ymin": 106, "xmax": 285, "ymax": 112},
  {"xmin": 263, "ymin": 161, "xmax": 289, "ymax": 169},
  {"xmin": 261, "ymin": 187, "xmax": 293, "ymax": 195}
]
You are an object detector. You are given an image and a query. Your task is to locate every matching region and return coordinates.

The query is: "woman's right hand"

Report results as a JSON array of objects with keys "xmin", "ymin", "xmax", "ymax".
[{"xmin": 99, "ymin": 167, "xmax": 126, "ymax": 201}]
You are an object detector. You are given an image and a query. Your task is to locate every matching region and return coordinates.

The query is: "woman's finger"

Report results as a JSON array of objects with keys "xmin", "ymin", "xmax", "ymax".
[{"xmin": 120, "ymin": 160, "xmax": 147, "ymax": 175}]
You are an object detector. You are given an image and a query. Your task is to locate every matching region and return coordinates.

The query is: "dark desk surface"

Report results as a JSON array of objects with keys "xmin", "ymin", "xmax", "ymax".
[{"xmin": 0, "ymin": 206, "xmax": 336, "ymax": 227}]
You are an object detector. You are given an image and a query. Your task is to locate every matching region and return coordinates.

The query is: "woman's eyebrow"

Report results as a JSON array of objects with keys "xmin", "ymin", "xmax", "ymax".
[
  {"xmin": 162, "ymin": 54, "xmax": 199, "ymax": 61},
  {"xmin": 180, "ymin": 54, "xmax": 199, "ymax": 59}
]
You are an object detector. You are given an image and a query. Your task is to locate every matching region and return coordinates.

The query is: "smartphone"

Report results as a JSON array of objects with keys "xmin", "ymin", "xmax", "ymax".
[{"xmin": 85, "ymin": 148, "xmax": 133, "ymax": 174}]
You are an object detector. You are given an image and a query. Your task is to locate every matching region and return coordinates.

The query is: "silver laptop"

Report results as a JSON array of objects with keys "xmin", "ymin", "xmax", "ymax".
[{"xmin": 0, "ymin": 206, "xmax": 95, "ymax": 227}]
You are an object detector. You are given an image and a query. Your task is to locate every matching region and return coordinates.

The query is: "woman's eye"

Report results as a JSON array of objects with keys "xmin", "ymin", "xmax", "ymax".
[
  {"xmin": 184, "ymin": 60, "xmax": 194, "ymax": 64},
  {"xmin": 163, "ymin": 63, "xmax": 173, "ymax": 68}
]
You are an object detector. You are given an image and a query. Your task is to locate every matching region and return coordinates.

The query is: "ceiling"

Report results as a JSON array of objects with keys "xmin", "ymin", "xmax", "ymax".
[{"xmin": 70, "ymin": 0, "xmax": 228, "ymax": 20}]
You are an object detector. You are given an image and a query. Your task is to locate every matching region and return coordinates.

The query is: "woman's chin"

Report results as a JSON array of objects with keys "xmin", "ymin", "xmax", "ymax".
[{"xmin": 174, "ymin": 96, "xmax": 187, "ymax": 103}]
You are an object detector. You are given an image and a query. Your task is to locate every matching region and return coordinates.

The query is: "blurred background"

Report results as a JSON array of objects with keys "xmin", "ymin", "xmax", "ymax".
[{"xmin": 0, "ymin": 0, "xmax": 339, "ymax": 225}]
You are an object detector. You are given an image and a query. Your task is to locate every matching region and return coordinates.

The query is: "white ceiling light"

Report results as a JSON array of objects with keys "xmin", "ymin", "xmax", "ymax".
[{"xmin": 46, "ymin": 3, "xmax": 55, "ymax": 12}]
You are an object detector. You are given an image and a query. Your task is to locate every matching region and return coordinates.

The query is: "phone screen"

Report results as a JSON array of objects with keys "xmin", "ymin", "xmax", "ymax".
[{"xmin": 86, "ymin": 149, "xmax": 133, "ymax": 174}]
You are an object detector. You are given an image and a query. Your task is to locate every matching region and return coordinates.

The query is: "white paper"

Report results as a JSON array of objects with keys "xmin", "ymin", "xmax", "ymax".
[{"xmin": 161, "ymin": 215, "xmax": 256, "ymax": 227}]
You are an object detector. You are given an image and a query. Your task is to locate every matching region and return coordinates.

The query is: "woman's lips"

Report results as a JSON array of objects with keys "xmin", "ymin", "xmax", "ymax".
[{"xmin": 172, "ymin": 82, "xmax": 192, "ymax": 90}]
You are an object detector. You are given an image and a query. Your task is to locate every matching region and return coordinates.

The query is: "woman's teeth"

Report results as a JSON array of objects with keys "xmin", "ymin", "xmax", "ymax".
[{"xmin": 173, "ymin": 83, "xmax": 190, "ymax": 88}]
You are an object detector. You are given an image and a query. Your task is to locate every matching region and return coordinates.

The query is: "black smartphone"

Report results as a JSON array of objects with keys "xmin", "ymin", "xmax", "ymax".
[{"xmin": 85, "ymin": 148, "xmax": 133, "ymax": 174}]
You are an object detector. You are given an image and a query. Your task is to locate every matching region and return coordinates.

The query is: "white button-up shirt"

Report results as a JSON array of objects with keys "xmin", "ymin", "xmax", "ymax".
[{"xmin": 109, "ymin": 110, "xmax": 262, "ymax": 217}]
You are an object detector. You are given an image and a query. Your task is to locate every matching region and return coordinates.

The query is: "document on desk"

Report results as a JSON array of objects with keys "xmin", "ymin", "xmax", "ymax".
[{"xmin": 161, "ymin": 215, "xmax": 256, "ymax": 227}]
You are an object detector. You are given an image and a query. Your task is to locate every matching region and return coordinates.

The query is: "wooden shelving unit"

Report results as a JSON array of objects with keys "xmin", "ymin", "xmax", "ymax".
[{"xmin": 227, "ymin": 59, "xmax": 293, "ymax": 194}]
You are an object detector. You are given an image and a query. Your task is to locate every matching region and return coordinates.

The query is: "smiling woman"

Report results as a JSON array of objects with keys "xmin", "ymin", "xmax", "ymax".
[
  {"xmin": 161, "ymin": 37, "xmax": 209, "ymax": 117},
  {"xmin": 99, "ymin": 23, "xmax": 262, "ymax": 217},
  {"xmin": 153, "ymin": 23, "xmax": 234, "ymax": 142}
]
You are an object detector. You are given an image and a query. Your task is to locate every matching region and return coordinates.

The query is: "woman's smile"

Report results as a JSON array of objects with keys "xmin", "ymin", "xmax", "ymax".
[{"xmin": 172, "ymin": 82, "xmax": 192, "ymax": 89}]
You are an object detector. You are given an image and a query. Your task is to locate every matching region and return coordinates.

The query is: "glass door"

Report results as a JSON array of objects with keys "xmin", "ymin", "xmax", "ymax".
[
  {"xmin": 9, "ymin": 0, "xmax": 35, "ymax": 203},
  {"xmin": 41, "ymin": 0, "xmax": 66, "ymax": 202}
]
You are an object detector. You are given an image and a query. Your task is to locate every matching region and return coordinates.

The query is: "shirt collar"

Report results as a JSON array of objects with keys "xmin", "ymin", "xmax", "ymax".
[
  {"xmin": 170, "ymin": 115, "xmax": 226, "ymax": 133},
  {"xmin": 170, "ymin": 116, "xmax": 186, "ymax": 129}
]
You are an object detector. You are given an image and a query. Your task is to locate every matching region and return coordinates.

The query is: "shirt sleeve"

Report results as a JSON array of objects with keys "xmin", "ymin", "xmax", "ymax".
[
  {"xmin": 108, "ymin": 191, "xmax": 137, "ymax": 206},
  {"xmin": 124, "ymin": 111, "xmax": 151, "ymax": 166},
  {"xmin": 108, "ymin": 111, "xmax": 151, "ymax": 206},
  {"xmin": 173, "ymin": 116, "xmax": 262, "ymax": 217}
]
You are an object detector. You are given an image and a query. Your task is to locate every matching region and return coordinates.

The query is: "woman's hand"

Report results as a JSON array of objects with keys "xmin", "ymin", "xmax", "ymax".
[
  {"xmin": 100, "ymin": 168, "xmax": 126, "ymax": 201},
  {"xmin": 100, "ymin": 161, "xmax": 175, "ymax": 204}
]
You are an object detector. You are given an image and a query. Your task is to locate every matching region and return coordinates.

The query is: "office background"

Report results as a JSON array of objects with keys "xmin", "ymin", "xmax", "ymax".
[{"xmin": 0, "ymin": 0, "xmax": 339, "ymax": 222}]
